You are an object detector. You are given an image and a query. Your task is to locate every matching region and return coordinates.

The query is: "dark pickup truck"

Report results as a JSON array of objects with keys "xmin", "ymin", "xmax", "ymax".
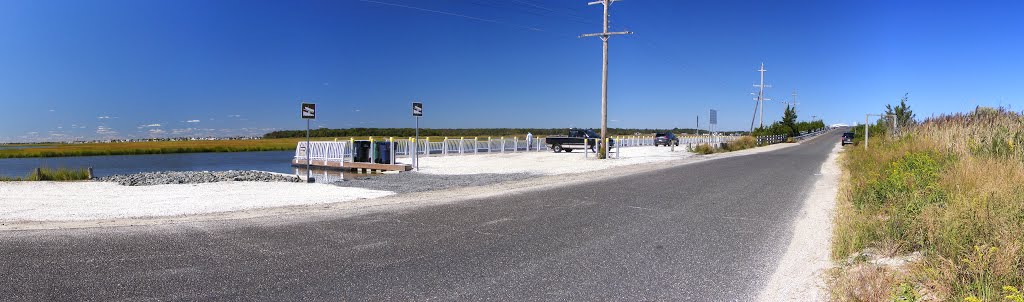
[{"xmin": 545, "ymin": 128, "xmax": 614, "ymax": 153}]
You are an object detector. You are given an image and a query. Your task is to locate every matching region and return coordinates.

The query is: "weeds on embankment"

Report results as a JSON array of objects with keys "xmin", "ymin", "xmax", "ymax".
[
  {"xmin": 0, "ymin": 167, "xmax": 91, "ymax": 181},
  {"xmin": 691, "ymin": 136, "xmax": 757, "ymax": 154},
  {"xmin": 830, "ymin": 107, "xmax": 1024, "ymax": 301}
]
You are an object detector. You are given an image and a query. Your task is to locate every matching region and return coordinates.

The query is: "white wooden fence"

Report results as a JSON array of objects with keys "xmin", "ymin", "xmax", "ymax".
[{"xmin": 293, "ymin": 134, "xmax": 745, "ymax": 164}]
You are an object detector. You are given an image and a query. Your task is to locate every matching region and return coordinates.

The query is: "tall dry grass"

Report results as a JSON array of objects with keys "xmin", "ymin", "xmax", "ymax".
[
  {"xmin": 690, "ymin": 136, "xmax": 757, "ymax": 154},
  {"xmin": 831, "ymin": 107, "xmax": 1024, "ymax": 301},
  {"xmin": 0, "ymin": 167, "xmax": 91, "ymax": 181}
]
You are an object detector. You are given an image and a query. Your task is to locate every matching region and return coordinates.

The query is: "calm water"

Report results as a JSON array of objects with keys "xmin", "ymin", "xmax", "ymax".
[{"xmin": 0, "ymin": 151, "xmax": 301, "ymax": 178}]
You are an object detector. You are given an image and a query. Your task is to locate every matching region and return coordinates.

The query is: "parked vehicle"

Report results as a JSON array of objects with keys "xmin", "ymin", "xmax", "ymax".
[
  {"xmin": 841, "ymin": 132, "xmax": 855, "ymax": 145},
  {"xmin": 654, "ymin": 132, "xmax": 679, "ymax": 147},
  {"xmin": 545, "ymin": 128, "xmax": 613, "ymax": 153}
]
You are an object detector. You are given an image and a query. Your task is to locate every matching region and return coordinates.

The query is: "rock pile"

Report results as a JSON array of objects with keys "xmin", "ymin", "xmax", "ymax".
[{"xmin": 97, "ymin": 170, "xmax": 302, "ymax": 186}]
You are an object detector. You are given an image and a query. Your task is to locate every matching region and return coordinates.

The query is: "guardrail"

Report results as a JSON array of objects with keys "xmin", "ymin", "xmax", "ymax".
[
  {"xmin": 756, "ymin": 134, "xmax": 788, "ymax": 145},
  {"xmin": 755, "ymin": 127, "xmax": 829, "ymax": 145},
  {"xmin": 792, "ymin": 127, "xmax": 829, "ymax": 141}
]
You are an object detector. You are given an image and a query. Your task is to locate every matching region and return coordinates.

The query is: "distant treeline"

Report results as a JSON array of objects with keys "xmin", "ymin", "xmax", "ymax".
[{"xmin": 263, "ymin": 127, "xmax": 748, "ymax": 139}]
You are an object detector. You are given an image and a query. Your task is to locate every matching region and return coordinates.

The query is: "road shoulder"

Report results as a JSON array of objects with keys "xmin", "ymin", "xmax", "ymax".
[{"xmin": 757, "ymin": 142, "xmax": 842, "ymax": 301}]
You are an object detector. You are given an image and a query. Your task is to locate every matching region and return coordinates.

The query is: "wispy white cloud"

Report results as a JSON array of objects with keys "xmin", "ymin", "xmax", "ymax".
[
  {"xmin": 49, "ymin": 109, "xmax": 56, "ymax": 112},
  {"xmin": 140, "ymin": 124, "xmax": 162, "ymax": 128},
  {"xmin": 96, "ymin": 126, "xmax": 117, "ymax": 135},
  {"xmin": 148, "ymin": 129, "xmax": 165, "ymax": 134},
  {"xmin": 97, "ymin": 116, "xmax": 111, "ymax": 119},
  {"xmin": 185, "ymin": 120, "xmax": 200, "ymax": 123},
  {"xmin": 227, "ymin": 114, "xmax": 241, "ymax": 118}
]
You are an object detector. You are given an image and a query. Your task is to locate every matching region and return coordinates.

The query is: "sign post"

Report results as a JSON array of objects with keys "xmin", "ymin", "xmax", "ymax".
[
  {"xmin": 709, "ymin": 109, "xmax": 718, "ymax": 134},
  {"xmin": 710, "ymin": 109, "xmax": 718, "ymax": 147},
  {"xmin": 412, "ymin": 102, "xmax": 423, "ymax": 171},
  {"xmin": 301, "ymin": 102, "xmax": 316, "ymax": 183}
]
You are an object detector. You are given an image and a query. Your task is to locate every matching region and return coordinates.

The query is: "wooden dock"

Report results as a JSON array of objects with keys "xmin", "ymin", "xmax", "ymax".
[{"xmin": 291, "ymin": 159, "xmax": 413, "ymax": 173}]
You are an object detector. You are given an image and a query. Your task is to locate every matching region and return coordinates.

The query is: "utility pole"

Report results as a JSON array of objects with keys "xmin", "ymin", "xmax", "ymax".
[
  {"xmin": 752, "ymin": 63, "xmax": 771, "ymax": 130},
  {"xmin": 581, "ymin": 0, "xmax": 631, "ymax": 159},
  {"xmin": 696, "ymin": 115, "xmax": 700, "ymax": 136},
  {"xmin": 791, "ymin": 89, "xmax": 798, "ymax": 112}
]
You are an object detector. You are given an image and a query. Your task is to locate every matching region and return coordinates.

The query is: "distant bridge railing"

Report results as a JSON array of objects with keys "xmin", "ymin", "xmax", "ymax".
[
  {"xmin": 754, "ymin": 127, "xmax": 829, "ymax": 145},
  {"xmin": 792, "ymin": 127, "xmax": 829, "ymax": 141}
]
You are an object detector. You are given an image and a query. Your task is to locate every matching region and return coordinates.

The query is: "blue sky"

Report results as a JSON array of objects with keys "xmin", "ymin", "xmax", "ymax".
[{"xmin": 1, "ymin": 0, "xmax": 1022, "ymax": 142}]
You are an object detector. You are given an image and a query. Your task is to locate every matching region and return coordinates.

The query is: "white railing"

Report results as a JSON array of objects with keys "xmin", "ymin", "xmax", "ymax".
[
  {"xmin": 294, "ymin": 141, "xmax": 349, "ymax": 164},
  {"xmin": 293, "ymin": 134, "xmax": 741, "ymax": 164}
]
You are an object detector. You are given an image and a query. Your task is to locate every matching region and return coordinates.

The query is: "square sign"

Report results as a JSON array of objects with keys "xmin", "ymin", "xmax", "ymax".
[
  {"xmin": 301, "ymin": 103, "xmax": 316, "ymax": 119},
  {"xmin": 709, "ymin": 109, "xmax": 718, "ymax": 125},
  {"xmin": 412, "ymin": 102, "xmax": 423, "ymax": 117}
]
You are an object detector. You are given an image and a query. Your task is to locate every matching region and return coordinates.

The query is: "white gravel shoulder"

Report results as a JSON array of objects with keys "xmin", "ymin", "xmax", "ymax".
[
  {"xmin": 0, "ymin": 181, "xmax": 394, "ymax": 222},
  {"xmin": 758, "ymin": 142, "xmax": 843, "ymax": 301},
  {"xmin": 415, "ymin": 146, "xmax": 695, "ymax": 175}
]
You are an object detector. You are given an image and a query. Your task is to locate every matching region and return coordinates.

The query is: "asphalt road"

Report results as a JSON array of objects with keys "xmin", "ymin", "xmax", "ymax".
[{"xmin": 2, "ymin": 130, "xmax": 840, "ymax": 301}]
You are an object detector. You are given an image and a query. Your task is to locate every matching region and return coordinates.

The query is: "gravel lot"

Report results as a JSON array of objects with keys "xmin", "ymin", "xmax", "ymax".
[
  {"xmin": 0, "ymin": 181, "xmax": 393, "ymax": 222},
  {"xmin": 332, "ymin": 172, "xmax": 536, "ymax": 194},
  {"xmin": 414, "ymin": 146, "xmax": 695, "ymax": 175}
]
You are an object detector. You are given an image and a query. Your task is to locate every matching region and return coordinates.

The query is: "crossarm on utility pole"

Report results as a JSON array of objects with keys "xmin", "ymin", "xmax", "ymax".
[{"xmin": 579, "ymin": 31, "xmax": 632, "ymax": 38}]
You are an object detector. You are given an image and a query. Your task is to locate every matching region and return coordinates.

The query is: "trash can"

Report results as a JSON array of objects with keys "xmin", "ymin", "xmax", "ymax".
[
  {"xmin": 353, "ymin": 141, "xmax": 372, "ymax": 163},
  {"xmin": 375, "ymin": 142, "xmax": 392, "ymax": 164}
]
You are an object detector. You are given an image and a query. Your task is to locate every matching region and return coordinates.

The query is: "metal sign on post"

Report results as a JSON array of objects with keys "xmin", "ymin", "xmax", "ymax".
[
  {"xmin": 709, "ymin": 109, "xmax": 718, "ymax": 136},
  {"xmin": 301, "ymin": 102, "xmax": 315, "ymax": 183},
  {"xmin": 412, "ymin": 102, "xmax": 422, "ymax": 170},
  {"xmin": 302, "ymin": 103, "xmax": 316, "ymax": 119}
]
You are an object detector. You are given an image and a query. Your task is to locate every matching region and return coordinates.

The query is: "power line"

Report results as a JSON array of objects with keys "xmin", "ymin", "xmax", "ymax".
[{"xmin": 357, "ymin": 0, "xmax": 545, "ymax": 32}]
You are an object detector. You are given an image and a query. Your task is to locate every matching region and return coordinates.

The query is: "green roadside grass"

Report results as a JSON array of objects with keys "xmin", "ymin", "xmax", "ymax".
[
  {"xmin": 0, "ymin": 167, "xmax": 92, "ymax": 181},
  {"xmin": 829, "ymin": 107, "xmax": 1024, "ymax": 301}
]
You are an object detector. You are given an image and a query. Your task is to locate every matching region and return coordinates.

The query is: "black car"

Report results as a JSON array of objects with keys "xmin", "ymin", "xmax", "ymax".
[
  {"xmin": 545, "ymin": 128, "xmax": 613, "ymax": 152},
  {"xmin": 841, "ymin": 132, "xmax": 855, "ymax": 145},
  {"xmin": 654, "ymin": 132, "xmax": 679, "ymax": 146}
]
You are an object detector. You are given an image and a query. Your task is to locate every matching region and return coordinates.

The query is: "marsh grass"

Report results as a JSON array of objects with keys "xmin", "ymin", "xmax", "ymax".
[
  {"xmin": 0, "ymin": 167, "xmax": 91, "ymax": 181},
  {"xmin": 831, "ymin": 107, "xmax": 1024, "ymax": 301}
]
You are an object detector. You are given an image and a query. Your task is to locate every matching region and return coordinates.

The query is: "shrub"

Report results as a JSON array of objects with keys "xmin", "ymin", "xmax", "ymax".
[
  {"xmin": 724, "ymin": 136, "xmax": 756, "ymax": 151},
  {"xmin": 831, "ymin": 108, "xmax": 1024, "ymax": 301},
  {"xmin": 692, "ymin": 143, "xmax": 716, "ymax": 154}
]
